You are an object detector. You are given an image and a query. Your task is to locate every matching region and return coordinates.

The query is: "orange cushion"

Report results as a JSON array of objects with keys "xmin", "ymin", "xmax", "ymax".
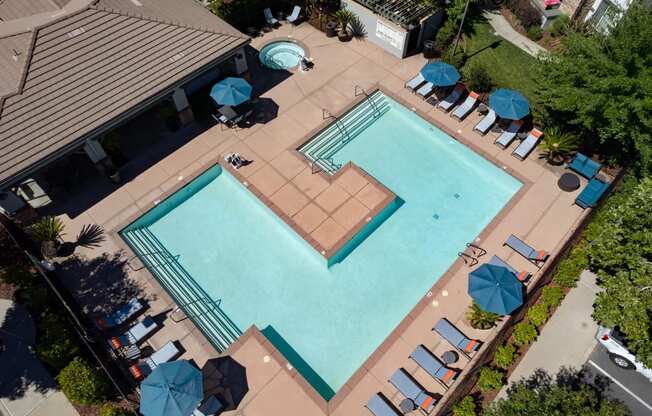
[
  {"xmin": 129, "ymin": 365, "xmax": 143, "ymax": 379},
  {"xmin": 532, "ymin": 128, "xmax": 543, "ymax": 138},
  {"xmin": 443, "ymin": 369, "xmax": 455, "ymax": 384},
  {"xmin": 465, "ymin": 339, "xmax": 478, "ymax": 352},
  {"xmin": 537, "ymin": 250, "xmax": 547, "ymax": 260},
  {"xmin": 469, "ymin": 91, "xmax": 480, "ymax": 99},
  {"xmin": 421, "ymin": 396, "xmax": 434, "ymax": 409},
  {"xmin": 518, "ymin": 271, "xmax": 528, "ymax": 282},
  {"xmin": 110, "ymin": 337, "xmax": 122, "ymax": 349}
]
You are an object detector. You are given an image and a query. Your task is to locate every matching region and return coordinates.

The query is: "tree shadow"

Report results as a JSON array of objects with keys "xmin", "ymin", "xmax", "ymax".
[
  {"xmin": 56, "ymin": 252, "xmax": 152, "ymax": 315},
  {"xmin": 514, "ymin": 366, "xmax": 613, "ymax": 397},
  {"xmin": 0, "ymin": 302, "xmax": 57, "ymax": 400}
]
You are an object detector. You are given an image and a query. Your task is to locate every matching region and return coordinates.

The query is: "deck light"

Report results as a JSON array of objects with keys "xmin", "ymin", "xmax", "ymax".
[
  {"xmin": 263, "ymin": 355, "xmax": 271, "ymax": 363},
  {"xmin": 442, "ymin": 290, "xmax": 449, "ymax": 297},
  {"xmin": 431, "ymin": 300, "xmax": 439, "ymax": 308}
]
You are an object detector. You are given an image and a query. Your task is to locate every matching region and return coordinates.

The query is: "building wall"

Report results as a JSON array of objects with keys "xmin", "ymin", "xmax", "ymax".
[{"xmin": 341, "ymin": 0, "xmax": 408, "ymax": 58}]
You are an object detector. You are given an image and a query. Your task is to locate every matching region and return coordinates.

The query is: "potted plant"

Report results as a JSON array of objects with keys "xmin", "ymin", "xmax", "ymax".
[
  {"xmin": 29, "ymin": 216, "xmax": 65, "ymax": 258},
  {"xmin": 333, "ymin": 9, "xmax": 354, "ymax": 41},
  {"xmin": 539, "ymin": 127, "xmax": 578, "ymax": 165},
  {"xmin": 466, "ymin": 302, "xmax": 500, "ymax": 330}
]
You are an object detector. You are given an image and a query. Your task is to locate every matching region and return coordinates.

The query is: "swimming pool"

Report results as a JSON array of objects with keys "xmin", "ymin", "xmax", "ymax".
[{"xmin": 121, "ymin": 91, "xmax": 521, "ymax": 400}]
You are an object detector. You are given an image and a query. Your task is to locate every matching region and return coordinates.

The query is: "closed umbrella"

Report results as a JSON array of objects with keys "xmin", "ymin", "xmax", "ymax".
[
  {"xmin": 468, "ymin": 264, "xmax": 523, "ymax": 315},
  {"xmin": 210, "ymin": 77, "xmax": 252, "ymax": 106},
  {"xmin": 489, "ymin": 88, "xmax": 530, "ymax": 120},
  {"xmin": 420, "ymin": 62, "xmax": 461, "ymax": 87},
  {"xmin": 140, "ymin": 360, "xmax": 203, "ymax": 416}
]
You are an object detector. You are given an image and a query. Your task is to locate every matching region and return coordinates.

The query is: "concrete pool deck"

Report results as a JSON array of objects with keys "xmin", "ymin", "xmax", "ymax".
[{"xmin": 50, "ymin": 21, "xmax": 592, "ymax": 416}]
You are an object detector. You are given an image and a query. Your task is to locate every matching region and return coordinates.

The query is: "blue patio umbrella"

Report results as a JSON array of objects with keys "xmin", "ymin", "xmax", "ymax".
[
  {"xmin": 140, "ymin": 360, "xmax": 203, "ymax": 416},
  {"xmin": 210, "ymin": 77, "xmax": 252, "ymax": 106},
  {"xmin": 420, "ymin": 62, "xmax": 461, "ymax": 87},
  {"xmin": 489, "ymin": 88, "xmax": 530, "ymax": 120},
  {"xmin": 468, "ymin": 264, "xmax": 523, "ymax": 315}
]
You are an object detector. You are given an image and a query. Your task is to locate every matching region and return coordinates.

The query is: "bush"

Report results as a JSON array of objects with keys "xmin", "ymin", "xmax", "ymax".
[
  {"xmin": 527, "ymin": 26, "xmax": 543, "ymax": 41},
  {"xmin": 436, "ymin": 20, "xmax": 458, "ymax": 50},
  {"xmin": 464, "ymin": 63, "xmax": 493, "ymax": 93},
  {"xmin": 467, "ymin": 302, "xmax": 501, "ymax": 329},
  {"xmin": 452, "ymin": 395, "xmax": 477, "ymax": 416},
  {"xmin": 477, "ymin": 367, "xmax": 505, "ymax": 392},
  {"xmin": 542, "ymin": 285, "xmax": 565, "ymax": 308},
  {"xmin": 29, "ymin": 216, "xmax": 65, "ymax": 242},
  {"xmin": 527, "ymin": 303, "xmax": 549, "ymax": 328},
  {"xmin": 494, "ymin": 343, "xmax": 517, "ymax": 369},
  {"xmin": 513, "ymin": 321, "xmax": 538, "ymax": 346},
  {"xmin": 506, "ymin": 0, "xmax": 541, "ymax": 29},
  {"xmin": 100, "ymin": 404, "xmax": 133, "ymax": 416},
  {"xmin": 57, "ymin": 357, "xmax": 108, "ymax": 405},
  {"xmin": 552, "ymin": 246, "xmax": 589, "ymax": 288},
  {"xmin": 36, "ymin": 312, "xmax": 80, "ymax": 370},
  {"xmin": 550, "ymin": 15, "xmax": 570, "ymax": 37}
]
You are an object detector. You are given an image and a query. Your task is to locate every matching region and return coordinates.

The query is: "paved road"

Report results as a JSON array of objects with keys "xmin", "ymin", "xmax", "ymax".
[{"xmin": 585, "ymin": 345, "xmax": 652, "ymax": 416}]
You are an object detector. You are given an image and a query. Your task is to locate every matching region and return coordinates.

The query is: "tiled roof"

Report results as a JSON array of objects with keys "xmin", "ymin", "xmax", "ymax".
[
  {"xmin": 0, "ymin": 0, "xmax": 248, "ymax": 187},
  {"xmin": 0, "ymin": 0, "xmax": 59, "ymax": 22}
]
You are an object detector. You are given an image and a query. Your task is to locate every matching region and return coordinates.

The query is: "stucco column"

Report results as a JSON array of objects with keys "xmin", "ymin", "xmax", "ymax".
[
  {"xmin": 172, "ymin": 87, "xmax": 195, "ymax": 125},
  {"xmin": 233, "ymin": 48, "xmax": 248, "ymax": 75}
]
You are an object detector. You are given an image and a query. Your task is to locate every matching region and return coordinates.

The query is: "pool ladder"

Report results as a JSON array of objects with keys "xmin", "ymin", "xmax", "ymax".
[
  {"xmin": 457, "ymin": 243, "xmax": 487, "ymax": 267},
  {"xmin": 354, "ymin": 85, "xmax": 381, "ymax": 118}
]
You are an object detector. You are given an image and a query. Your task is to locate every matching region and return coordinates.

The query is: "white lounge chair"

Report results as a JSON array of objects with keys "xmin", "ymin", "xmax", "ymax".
[
  {"xmin": 405, "ymin": 73, "xmax": 426, "ymax": 92},
  {"xmin": 451, "ymin": 91, "xmax": 479, "ymax": 120},
  {"xmin": 287, "ymin": 6, "xmax": 301, "ymax": 24},
  {"xmin": 494, "ymin": 120, "xmax": 522, "ymax": 148},
  {"xmin": 264, "ymin": 8, "xmax": 278, "ymax": 26},
  {"xmin": 474, "ymin": 109, "xmax": 496, "ymax": 135},
  {"xmin": 416, "ymin": 81, "xmax": 434, "ymax": 98},
  {"xmin": 513, "ymin": 128, "xmax": 543, "ymax": 160},
  {"xmin": 129, "ymin": 341, "xmax": 180, "ymax": 379},
  {"xmin": 437, "ymin": 84, "xmax": 466, "ymax": 111},
  {"xmin": 109, "ymin": 316, "xmax": 158, "ymax": 349}
]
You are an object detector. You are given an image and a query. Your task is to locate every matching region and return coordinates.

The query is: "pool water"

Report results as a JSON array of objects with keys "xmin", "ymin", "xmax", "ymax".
[
  {"xmin": 259, "ymin": 41, "xmax": 305, "ymax": 70},
  {"xmin": 122, "ymin": 93, "xmax": 521, "ymax": 399}
]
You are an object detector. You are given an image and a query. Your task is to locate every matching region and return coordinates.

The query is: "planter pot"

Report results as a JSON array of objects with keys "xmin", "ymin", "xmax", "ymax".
[
  {"xmin": 57, "ymin": 242, "xmax": 76, "ymax": 257},
  {"xmin": 325, "ymin": 21, "xmax": 337, "ymax": 37},
  {"xmin": 338, "ymin": 30, "xmax": 352, "ymax": 42},
  {"xmin": 547, "ymin": 154, "xmax": 565, "ymax": 166},
  {"xmin": 41, "ymin": 241, "xmax": 58, "ymax": 259}
]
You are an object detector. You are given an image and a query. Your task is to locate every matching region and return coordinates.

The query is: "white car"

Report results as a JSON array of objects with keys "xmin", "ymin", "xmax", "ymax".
[{"xmin": 596, "ymin": 326, "xmax": 652, "ymax": 381}]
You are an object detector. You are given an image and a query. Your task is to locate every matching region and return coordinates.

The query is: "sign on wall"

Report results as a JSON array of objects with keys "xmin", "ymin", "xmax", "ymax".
[{"xmin": 375, "ymin": 20, "xmax": 405, "ymax": 49}]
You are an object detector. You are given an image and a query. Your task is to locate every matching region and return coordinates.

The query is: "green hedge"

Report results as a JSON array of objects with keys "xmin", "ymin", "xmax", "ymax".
[
  {"xmin": 513, "ymin": 321, "xmax": 538, "ymax": 346},
  {"xmin": 477, "ymin": 367, "xmax": 505, "ymax": 392},
  {"xmin": 57, "ymin": 357, "xmax": 108, "ymax": 405},
  {"xmin": 36, "ymin": 311, "xmax": 80, "ymax": 371}
]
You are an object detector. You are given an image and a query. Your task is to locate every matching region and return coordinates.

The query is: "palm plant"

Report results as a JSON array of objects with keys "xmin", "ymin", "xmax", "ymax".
[
  {"xmin": 467, "ymin": 302, "xmax": 500, "ymax": 330},
  {"xmin": 332, "ymin": 9, "xmax": 354, "ymax": 38},
  {"xmin": 539, "ymin": 127, "xmax": 579, "ymax": 164},
  {"xmin": 30, "ymin": 216, "xmax": 65, "ymax": 242}
]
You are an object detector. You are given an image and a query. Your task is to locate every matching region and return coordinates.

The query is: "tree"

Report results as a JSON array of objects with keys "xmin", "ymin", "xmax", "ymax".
[
  {"xmin": 588, "ymin": 177, "xmax": 652, "ymax": 367},
  {"xmin": 485, "ymin": 367, "xmax": 631, "ymax": 416},
  {"xmin": 57, "ymin": 357, "xmax": 108, "ymax": 405},
  {"xmin": 535, "ymin": 4, "xmax": 652, "ymax": 174}
]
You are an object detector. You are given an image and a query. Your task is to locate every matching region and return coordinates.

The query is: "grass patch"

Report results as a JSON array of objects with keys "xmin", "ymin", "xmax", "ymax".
[{"xmin": 459, "ymin": 21, "xmax": 540, "ymax": 112}]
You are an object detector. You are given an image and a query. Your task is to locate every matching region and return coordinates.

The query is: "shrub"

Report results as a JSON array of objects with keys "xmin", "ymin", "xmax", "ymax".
[
  {"xmin": 29, "ymin": 216, "xmax": 65, "ymax": 242},
  {"xmin": 436, "ymin": 20, "xmax": 458, "ymax": 50},
  {"xmin": 552, "ymin": 246, "xmax": 589, "ymax": 288},
  {"xmin": 1, "ymin": 266, "xmax": 48, "ymax": 312},
  {"xmin": 527, "ymin": 26, "xmax": 543, "ymax": 41},
  {"xmin": 467, "ymin": 302, "xmax": 501, "ymax": 329},
  {"xmin": 452, "ymin": 395, "xmax": 477, "ymax": 416},
  {"xmin": 477, "ymin": 367, "xmax": 505, "ymax": 392},
  {"xmin": 36, "ymin": 311, "xmax": 80, "ymax": 370},
  {"xmin": 527, "ymin": 303, "xmax": 549, "ymax": 328},
  {"xmin": 464, "ymin": 63, "xmax": 493, "ymax": 93},
  {"xmin": 57, "ymin": 357, "xmax": 108, "ymax": 405},
  {"xmin": 506, "ymin": 0, "xmax": 541, "ymax": 29},
  {"xmin": 494, "ymin": 343, "xmax": 517, "ymax": 369},
  {"xmin": 542, "ymin": 285, "xmax": 565, "ymax": 308},
  {"xmin": 513, "ymin": 321, "xmax": 538, "ymax": 346},
  {"xmin": 100, "ymin": 404, "xmax": 133, "ymax": 416},
  {"xmin": 550, "ymin": 15, "xmax": 570, "ymax": 37},
  {"xmin": 539, "ymin": 127, "xmax": 579, "ymax": 163}
]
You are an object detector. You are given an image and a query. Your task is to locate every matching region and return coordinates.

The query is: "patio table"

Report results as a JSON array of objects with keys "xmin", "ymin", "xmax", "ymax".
[
  {"xmin": 442, "ymin": 350, "xmax": 459, "ymax": 364},
  {"xmin": 558, "ymin": 172, "xmax": 580, "ymax": 192},
  {"xmin": 399, "ymin": 398, "xmax": 417, "ymax": 413}
]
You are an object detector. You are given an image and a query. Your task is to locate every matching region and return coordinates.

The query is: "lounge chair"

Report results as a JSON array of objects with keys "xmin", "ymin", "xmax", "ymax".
[
  {"xmin": 473, "ymin": 109, "xmax": 496, "ymax": 135},
  {"xmin": 451, "ymin": 92, "xmax": 479, "ymax": 120},
  {"xmin": 95, "ymin": 298, "xmax": 143, "ymax": 329},
  {"xmin": 568, "ymin": 153, "xmax": 601, "ymax": 179},
  {"xmin": 504, "ymin": 234, "xmax": 549, "ymax": 268},
  {"xmin": 129, "ymin": 341, "xmax": 180, "ymax": 380},
  {"xmin": 263, "ymin": 8, "xmax": 278, "ymax": 26},
  {"xmin": 193, "ymin": 395, "xmax": 224, "ymax": 416},
  {"xmin": 494, "ymin": 120, "xmax": 522, "ymax": 149},
  {"xmin": 512, "ymin": 128, "xmax": 543, "ymax": 160},
  {"xmin": 405, "ymin": 73, "xmax": 426, "ymax": 91},
  {"xmin": 416, "ymin": 82, "xmax": 435, "ymax": 98},
  {"xmin": 109, "ymin": 316, "xmax": 158, "ymax": 349},
  {"xmin": 409, "ymin": 345, "xmax": 459, "ymax": 389},
  {"xmin": 437, "ymin": 84, "xmax": 466, "ymax": 111},
  {"xmin": 575, "ymin": 177, "xmax": 610, "ymax": 209},
  {"xmin": 365, "ymin": 393, "xmax": 401, "ymax": 416},
  {"xmin": 488, "ymin": 255, "xmax": 531, "ymax": 283},
  {"xmin": 287, "ymin": 5, "xmax": 301, "ymax": 24},
  {"xmin": 389, "ymin": 369, "xmax": 437, "ymax": 412},
  {"xmin": 432, "ymin": 319, "xmax": 481, "ymax": 358}
]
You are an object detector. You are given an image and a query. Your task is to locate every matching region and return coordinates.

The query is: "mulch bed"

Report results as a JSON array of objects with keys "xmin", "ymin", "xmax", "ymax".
[{"xmin": 0, "ymin": 282, "xmax": 16, "ymax": 300}]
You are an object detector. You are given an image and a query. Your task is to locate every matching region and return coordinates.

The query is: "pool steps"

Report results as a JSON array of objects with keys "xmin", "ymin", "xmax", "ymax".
[
  {"xmin": 299, "ymin": 91, "xmax": 390, "ymax": 175},
  {"xmin": 121, "ymin": 226, "xmax": 241, "ymax": 352}
]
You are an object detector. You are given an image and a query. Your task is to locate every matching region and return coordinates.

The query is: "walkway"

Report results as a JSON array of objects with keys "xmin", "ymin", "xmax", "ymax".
[
  {"xmin": 498, "ymin": 270, "xmax": 600, "ymax": 397},
  {"xmin": 483, "ymin": 10, "xmax": 547, "ymax": 57},
  {"xmin": 0, "ymin": 300, "xmax": 79, "ymax": 416}
]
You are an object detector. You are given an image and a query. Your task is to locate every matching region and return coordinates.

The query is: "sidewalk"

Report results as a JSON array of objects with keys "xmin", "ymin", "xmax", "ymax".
[
  {"xmin": 498, "ymin": 270, "xmax": 600, "ymax": 397},
  {"xmin": 0, "ymin": 300, "xmax": 79, "ymax": 416},
  {"xmin": 483, "ymin": 10, "xmax": 547, "ymax": 57}
]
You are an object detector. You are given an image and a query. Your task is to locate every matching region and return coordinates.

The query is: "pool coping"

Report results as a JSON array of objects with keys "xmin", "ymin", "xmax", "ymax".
[{"xmin": 107, "ymin": 83, "xmax": 535, "ymax": 414}]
